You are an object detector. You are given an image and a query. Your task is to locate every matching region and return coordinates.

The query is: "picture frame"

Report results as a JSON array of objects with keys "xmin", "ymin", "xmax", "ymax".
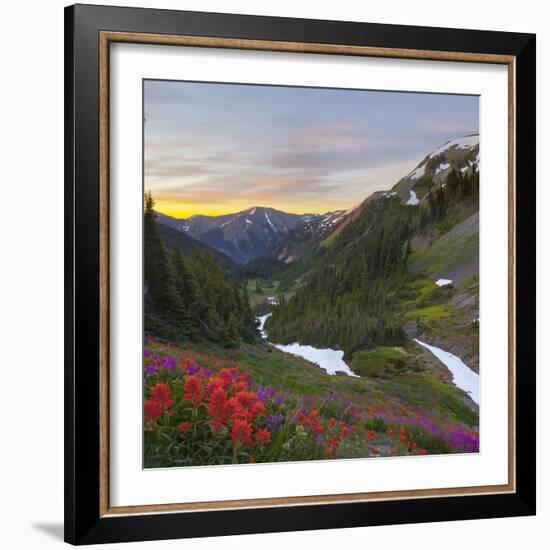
[{"xmin": 64, "ymin": 3, "xmax": 536, "ymax": 545}]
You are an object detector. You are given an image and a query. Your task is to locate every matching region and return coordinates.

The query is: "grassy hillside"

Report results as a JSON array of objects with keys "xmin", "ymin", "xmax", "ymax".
[{"xmin": 410, "ymin": 211, "xmax": 478, "ymax": 285}]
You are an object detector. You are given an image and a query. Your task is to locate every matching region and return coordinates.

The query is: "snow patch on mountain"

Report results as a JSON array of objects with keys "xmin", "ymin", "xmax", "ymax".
[
  {"xmin": 265, "ymin": 212, "xmax": 276, "ymax": 231},
  {"xmin": 406, "ymin": 190, "xmax": 420, "ymax": 205},
  {"xmin": 408, "ymin": 165, "xmax": 426, "ymax": 180},
  {"xmin": 429, "ymin": 134, "xmax": 479, "ymax": 159},
  {"xmin": 435, "ymin": 162, "xmax": 451, "ymax": 175}
]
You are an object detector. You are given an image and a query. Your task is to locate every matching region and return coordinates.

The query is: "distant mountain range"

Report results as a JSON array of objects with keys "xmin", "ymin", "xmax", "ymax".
[
  {"xmin": 154, "ymin": 134, "xmax": 479, "ymax": 266},
  {"xmin": 155, "ymin": 206, "xmax": 344, "ymax": 264},
  {"xmin": 156, "ymin": 222, "xmax": 237, "ymax": 269}
]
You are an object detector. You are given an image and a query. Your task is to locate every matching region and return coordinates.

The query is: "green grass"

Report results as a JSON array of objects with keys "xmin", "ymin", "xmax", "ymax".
[
  {"xmin": 404, "ymin": 304, "xmax": 455, "ymax": 323},
  {"xmin": 351, "ymin": 347, "xmax": 408, "ymax": 378},
  {"xmin": 407, "ymin": 278, "xmax": 440, "ymax": 307},
  {"xmin": 320, "ymin": 231, "xmax": 338, "ymax": 248},
  {"xmin": 412, "ymin": 215, "xmax": 478, "ymax": 278},
  {"xmin": 246, "ymin": 278, "xmax": 281, "ymax": 312}
]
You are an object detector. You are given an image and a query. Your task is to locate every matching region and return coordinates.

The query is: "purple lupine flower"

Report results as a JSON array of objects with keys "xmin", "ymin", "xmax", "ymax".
[
  {"xmin": 183, "ymin": 361, "xmax": 201, "ymax": 375},
  {"xmin": 144, "ymin": 363, "xmax": 157, "ymax": 376},
  {"xmin": 256, "ymin": 386, "xmax": 276, "ymax": 402},
  {"xmin": 160, "ymin": 356, "xmax": 177, "ymax": 372},
  {"xmin": 264, "ymin": 413, "xmax": 285, "ymax": 432}
]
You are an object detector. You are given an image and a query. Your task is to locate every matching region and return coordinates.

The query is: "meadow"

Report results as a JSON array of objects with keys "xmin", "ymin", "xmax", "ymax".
[{"xmin": 144, "ymin": 337, "xmax": 479, "ymax": 468}]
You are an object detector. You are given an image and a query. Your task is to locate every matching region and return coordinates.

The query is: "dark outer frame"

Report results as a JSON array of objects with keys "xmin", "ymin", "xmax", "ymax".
[{"xmin": 65, "ymin": 3, "xmax": 536, "ymax": 545}]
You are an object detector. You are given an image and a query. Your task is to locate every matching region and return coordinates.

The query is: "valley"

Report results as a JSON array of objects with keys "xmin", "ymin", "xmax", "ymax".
[{"xmin": 144, "ymin": 134, "xmax": 481, "ymax": 467}]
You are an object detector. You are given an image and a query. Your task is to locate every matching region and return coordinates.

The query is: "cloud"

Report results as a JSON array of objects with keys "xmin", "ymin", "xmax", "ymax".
[{"xmin": 143, "ymin": 80, "xmax": 479, "ymax": 216}]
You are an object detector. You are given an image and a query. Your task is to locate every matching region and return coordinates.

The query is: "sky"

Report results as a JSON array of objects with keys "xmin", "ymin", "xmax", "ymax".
[{"xmin": 144, "ymin": 80, "xmax": 478, "ymax": 218}]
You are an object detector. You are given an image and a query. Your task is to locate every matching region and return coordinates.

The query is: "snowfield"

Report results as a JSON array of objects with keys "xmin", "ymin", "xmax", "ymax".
[
  {"xmin": 257, "ymin": 314, "xmax": 359, "ymax": 377},
  {"xmin": 435, "ymin": 279, "xmax": 453, "ymax": 287},
  {"xmin": 414, "ymin": 339, "xmax": 479, "ymax": 405},
  {"xmin": 273, "ymin": 343, "xmax": 359, "ymax": 377},
  {"xmin": 429, "ymin": 134, "xmax": 479, "ymax": 159}
]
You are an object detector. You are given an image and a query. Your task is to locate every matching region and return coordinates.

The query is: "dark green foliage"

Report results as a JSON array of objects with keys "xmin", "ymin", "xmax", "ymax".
[
  {"xmin": 144, "ymin": 193, "xmax": 256, "ymax": 346},
  {"xmin": 238, "ymin": 256, "xmax": 288, "ymax": 279},
  {"xmin": 144, "ymin": 192, "xmax": 186, "ymax": 336},
  {"xmin": 268, "ymin": 200, "xmax": 414, "ymax": 354}
]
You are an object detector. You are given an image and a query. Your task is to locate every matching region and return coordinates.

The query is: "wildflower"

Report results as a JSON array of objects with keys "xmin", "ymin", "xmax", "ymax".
[
  {"xmin": 183, "ymin": 358, "xmax": 201, "ymax": 376},
  {"xmin": 206, "ymin": 377, "xmax": 224, "ymax": 396},
  {"xmin": 144, "ymin": 363, "xmax": 157, "ymax": 376},
  {"xmin": 233, "ymin": 381, "xmax": 247, "ymax": 393},
  {"xmin": 324, "ymin": 448, "xmax": 333, "ymax": 456},
  {"xmin": 160, "ymin": 356, "xmax": 177, "ymax": 372},
  {"xmin": 144, "ymin": 399, "xmax": 162, "ymax": 421},
  {"xmin": 207, "ymin": 388, "xmax": 229, "ymax": 431},
  {"xmin": 177, "ymin": 421, "xmax": 193, "ymax": 433},
  {"xmin": 264, "ymin": 413, "xmax": 284, "ymax": 432},
  {"xmin": 329, "ymin": 418, "xmax": 337, "ymax": 428},
  {"xmin": 250, "ymin": 400, "xmax": 266, "ymax": 419},
  {"xmin": 218, "ymin": 368, "xmax": 234, "ymax": 388},
  {"xmin": 183, "ymin": 375, "xmax": 204, "ymax": 405},
  {"xmin": 151, "ymin": 383, "xmax": 170, "ymax": 404},
  {"xmin": 419, "ymin": 449, "xmax": 427, "ymax": 455},
  {"xmin": 254, "ymin": 428, "xmax": 271, "ymax": 446},
  {"xmin": 256, "ymin": 387, "xmax": 275, "ymax": 402},
  {"xmin": 231, "ymin": 419, "xmax": 253, "ymax": 446},
  {"xmin": 312, "ymin": 423, "xmax": 324, "ymax": 435},
  {"xmin": 235, "ymin": 390, "xmax": 257, "ymax": 410}
]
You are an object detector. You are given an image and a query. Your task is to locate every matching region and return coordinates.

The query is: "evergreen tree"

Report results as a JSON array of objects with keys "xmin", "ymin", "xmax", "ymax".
[{"xmin": 143, "ymin": 193, "xmax": 186, "ymax": 336}]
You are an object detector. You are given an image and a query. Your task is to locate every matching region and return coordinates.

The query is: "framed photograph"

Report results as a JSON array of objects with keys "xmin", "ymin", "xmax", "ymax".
[{"xmin": 65, "ymin": 3, "xmax": 536, "ymax": 545}]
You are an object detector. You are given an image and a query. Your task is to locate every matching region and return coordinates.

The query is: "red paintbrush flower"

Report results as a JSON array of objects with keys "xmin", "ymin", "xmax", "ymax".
[
  {"xmin": 151, "ymin": 382, "xmax": 171, "ymax": 404},
  {"xmin": 206, "ymin": 377, "xmax": 224, "ymax": 396},
  {"xmin": 250, "ymin": 400, "xmax": 266, "ymax": 419},
  {"xmin": 254, "ymin": 428, "xmax": 271, "ymax": 446},
  {"xmin": 235, "ymin": 390, "xmax": 257, "ymax": 409},
  {"xmin": 231, "ymin": 418, "xmax": 253, "ymax": 446},
  {"xmin": 144, "ymin": 399, "xmax": 162, "ymax": 421},
  {"xmin": 182, "ymin": 375, "xmax": 204, "ymax": 405}
]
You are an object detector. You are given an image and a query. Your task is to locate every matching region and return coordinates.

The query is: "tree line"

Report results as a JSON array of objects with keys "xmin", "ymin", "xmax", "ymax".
[
  {"xmin": 144, "ymin": 192, "xmax": 257, "ymax": 346},
  {"xmin": 268, "ymin": 200, "xmax": 414, "ymax": 354}
]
